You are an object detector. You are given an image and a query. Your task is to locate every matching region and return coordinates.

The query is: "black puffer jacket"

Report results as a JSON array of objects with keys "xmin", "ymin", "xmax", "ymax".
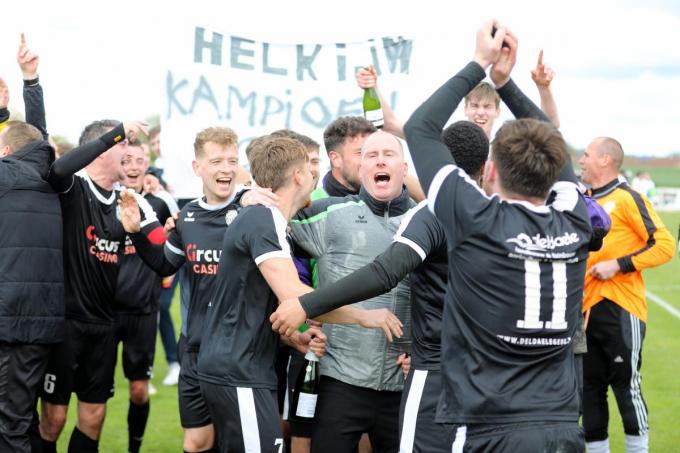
[{"xmin": 0, "ymin": 140, "xmax": 64, "ymax": 343}]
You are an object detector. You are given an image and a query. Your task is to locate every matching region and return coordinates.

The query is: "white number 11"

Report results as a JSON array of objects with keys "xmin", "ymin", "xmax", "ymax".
[{"xmin": 516, "ymin": 260, "xmax": 568, "ymax": 330}]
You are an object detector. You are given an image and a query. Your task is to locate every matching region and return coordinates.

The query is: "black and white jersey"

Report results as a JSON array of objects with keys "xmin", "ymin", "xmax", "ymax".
[
  {"xmin": 60, "ymin": 173, "xmax": 160, "ymax": 324},
  {"xmin": 197, "ymin": 205, "xmax": 291, "ymax": 390},
  {"xmin": 115, "ymin": 190, "xmax": 179, "ymax": 314},
  {"xmin": 393, "ymin": 201, "xmax": 448, "ymax": 370},
  {"xmin": 164, "ymin": 197, "xmax": 240, "ymax": 352},
  {"xmin": 427, "ymin": 167, "xmax": 592, "ymax": 424}
]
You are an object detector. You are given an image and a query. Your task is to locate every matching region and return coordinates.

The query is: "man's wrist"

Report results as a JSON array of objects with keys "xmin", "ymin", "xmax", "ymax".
[
  {"xmin": 22, "ymin": 73, "xmax": 39, "ymax": 84},
  {"xmin": 473, "ymin": 55, "xmax": 491, "ymax": 70},
  {"xmin": 492, "ymin": 77, "xmax": 510, "ymax": 89}
]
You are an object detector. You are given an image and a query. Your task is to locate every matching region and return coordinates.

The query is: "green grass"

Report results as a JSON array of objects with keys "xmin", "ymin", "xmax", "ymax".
[
  {"xmin": 625, "ymin": 165, "xmax": 680, "ymax": 188},
  {"xmin": 54, "ymin": 213, "xmax": 680, "ymax": 452}
]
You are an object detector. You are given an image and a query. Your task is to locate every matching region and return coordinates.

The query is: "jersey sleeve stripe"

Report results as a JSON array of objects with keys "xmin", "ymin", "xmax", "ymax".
[
  {"xmin": 254, "ymin": 251, "xmax": 292, "ymax": 265},
  {"xmin": 394, "ymin": 201, "xmax": 427, "ymax": 239},
  {"xmin": 165, "ymin": 241, "xmax": 185, "ymax": 256},
  {"xmin": 156, "ymin": 191, "xmax": 180, "ymax": 215},
  {"xmin": 270, "ymin": 207, "xmax": 292, "ymax": 255},
  {"xmin": 394, "ymin": 237, "xmax": 426, "ymax": 262},
  {"xmin": 427, "ymin": 165, "xmax": 456, "ymax": 214},
  {"xmin": 146, "ymin": 226, "xmax": 166, "ymax": 245}
]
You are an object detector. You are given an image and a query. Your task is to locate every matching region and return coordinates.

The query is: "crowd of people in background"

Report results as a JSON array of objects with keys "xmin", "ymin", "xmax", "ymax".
[{"xmin": 0, "ymin": 21, "xmax": 676, "ymax": 453}]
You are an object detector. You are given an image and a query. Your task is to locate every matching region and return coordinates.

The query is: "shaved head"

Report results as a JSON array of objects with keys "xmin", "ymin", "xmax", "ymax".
[
  {"xmin": 592, "ymin": 137, "xmax": 624, "ymax": 170},
  {"xmin": 361, "ymin": 130, "xmax": 403, "ymax": 156}
]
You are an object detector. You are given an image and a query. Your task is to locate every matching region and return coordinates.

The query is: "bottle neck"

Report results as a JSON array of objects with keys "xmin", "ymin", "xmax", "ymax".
[{"xmin": 304, "ymin": 350, "xmax": 319, "ymax": 362}]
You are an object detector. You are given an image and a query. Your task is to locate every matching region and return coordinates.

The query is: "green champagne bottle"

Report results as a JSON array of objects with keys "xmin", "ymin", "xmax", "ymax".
[
  {"xmin": 290, "ymin": 349, "xmax": 320, "ymax": 420},
  {"xmin": 363, "ymin": 86, "xmax": 384, "ymax": 129}
]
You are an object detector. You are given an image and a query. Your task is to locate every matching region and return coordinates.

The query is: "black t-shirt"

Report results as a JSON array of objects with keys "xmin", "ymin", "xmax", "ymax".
[
  {"xmin": 60, "ymin": 174, "xmax": 159, "ymax": 324},
  {"xmin": 197, "ymin": 205, "xmax": 291, "ymax": 389},
  {"xmin": 393, "ymin": 201, "xmax": 448, "ymax": 370},
  {"xmin": 164, "ymin": 197, "xmax": 240, "ymax": 352},
  {"xmin": 428, "ymin": 167, "xmax": 592, "ymax": 424},
  {"xmin": 115, "ymin": 191, "xmax": 179, "ymax": 314}
]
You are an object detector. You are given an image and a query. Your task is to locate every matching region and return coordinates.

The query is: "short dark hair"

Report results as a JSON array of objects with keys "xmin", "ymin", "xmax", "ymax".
[
  {"xmin": 270, "ymin": 129, "xmax": 320, "ymax": 151},
  {"xmin": 2, "ymin": 121, "xmax": 43, "ymax": 152},
  {"xmin": 149, "ymin": 125, "xmax": 161, "ymax": 139},
  {"xmin": 250, "ymin": 137, "xmax": 308, "ymax": 192},
  {"xmin": 491, "ymin": 119, "xmax": 567, "ymax": 199},
  {"xmin": 441, "ymin": 121, "xmax": 489, "ymax": 180},
  {"xmin": 323, "ymin": 117, "xmax": 375, "ymax": 155},
  {"xmin": 79, "ymin": 120, "xmax": 120, "ymax": 146}
]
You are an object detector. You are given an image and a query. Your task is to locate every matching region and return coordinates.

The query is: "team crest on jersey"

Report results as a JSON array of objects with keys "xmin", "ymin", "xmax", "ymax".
[
  {"xmin": 225, "ymin": 210, "xmax": 238, "ymax": 225},
  {"xmin": 185, "ymin": 211, "xmax": 195, "ymax": 222},
  {"xmin": 603, "ymin": 201, "xmax": 616, "ymax": 214}
]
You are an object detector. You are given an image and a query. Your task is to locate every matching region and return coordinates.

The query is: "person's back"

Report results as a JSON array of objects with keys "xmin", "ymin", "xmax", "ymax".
[{"xmin": 404, "ymin": 23, "xmax": 591, "ymax": 449}]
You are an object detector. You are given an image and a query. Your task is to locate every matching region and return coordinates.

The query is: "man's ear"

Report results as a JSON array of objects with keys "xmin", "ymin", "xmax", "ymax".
[
  {"xmin": 328, "ymin": 150, "xmax": 340, "ymax": 169},
  {"xmin": 191, "ymin": 160, "xmax": 199, "ymax": 176}
]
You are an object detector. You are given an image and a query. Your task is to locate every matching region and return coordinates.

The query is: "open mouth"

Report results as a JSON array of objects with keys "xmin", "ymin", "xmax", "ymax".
[
  {"xmin": 216, "ymin": 177, "xmax": 233, "ymax": 189},
  {"xmin": 374, "ymin": 173, "xmax": 391, "ymax": 188}
]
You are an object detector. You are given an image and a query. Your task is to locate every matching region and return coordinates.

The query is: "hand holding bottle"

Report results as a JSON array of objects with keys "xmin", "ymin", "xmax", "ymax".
[{"xmin": 356, "ymin": 65, "xmax": 378, "ymax": 89}]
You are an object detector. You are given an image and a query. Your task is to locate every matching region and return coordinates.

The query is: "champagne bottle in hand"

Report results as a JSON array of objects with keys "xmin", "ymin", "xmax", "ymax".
[
  {"xmin": 290, "ymin": 349, "xmax": 320, "ymax": 420},
  {"xmin": 363, "ymin": 86, "xmax": 384, "ymax": 129}
]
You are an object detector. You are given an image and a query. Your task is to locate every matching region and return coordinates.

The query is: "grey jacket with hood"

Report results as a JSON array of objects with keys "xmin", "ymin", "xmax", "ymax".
[{"xmin": 291, "ymin": 186, "xmax": 414, "ymax": 391}]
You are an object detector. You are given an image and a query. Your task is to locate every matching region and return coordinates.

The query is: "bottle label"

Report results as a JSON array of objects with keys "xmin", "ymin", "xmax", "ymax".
[
  {"xmin": 364, "ymin": 109, "xmax": 384, "ymax": 127},
  {"xmin": 295, "ymin": 392, "xmax": 318, "ymax": 418}
]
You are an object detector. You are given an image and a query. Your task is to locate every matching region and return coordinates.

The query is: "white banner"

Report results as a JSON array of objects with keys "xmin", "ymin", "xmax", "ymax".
[{"xmin": 162, "ymin": 25, "xmax": 413, "ymax": 199}]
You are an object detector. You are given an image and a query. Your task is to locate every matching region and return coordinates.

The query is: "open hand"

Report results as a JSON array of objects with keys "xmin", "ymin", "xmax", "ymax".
[
  {"xmin": 117, "ymin": 189, "xmax": 142, "ymax": 233},
  {"xmin": 240, "ymin": 186, "xmax": 280, "ymax": 208},
  {"xmin": 123, "ymin": 121, "xmax": 149, "ymax": 144},
  {"xmin": 359, "ymin": 308, "xmax": 403, "ymax": 342}
]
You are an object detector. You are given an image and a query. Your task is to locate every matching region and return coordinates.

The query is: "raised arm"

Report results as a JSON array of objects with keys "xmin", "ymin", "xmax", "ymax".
[
  {"xmin": 403, "ymin": 21, "xmax": 502, "ymax": 194},
  {"xmin": 48, "ymin": 121, "xmax": 148, "ymax": 190},
  {"xmin": 531, "ymin": 50, "xmax": 560, "ymax": 128},
  {"xmin": 17, "ymin": 33, "xmax": 47, "ymax": 139},
  {"xmin": 118, "ymin": 189, "xmax": 178, "ymax": 276},
  {"xmin": 356, "ymin": 65, "xmax": 404, "ymax": 138},
  {"xmin": 0, "ymin": 78, "xmax": 9, "ymax": 132}
]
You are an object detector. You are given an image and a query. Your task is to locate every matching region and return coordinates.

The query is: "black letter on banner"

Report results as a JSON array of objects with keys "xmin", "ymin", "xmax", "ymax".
[
  {"xmin": 194, "ymin": 27, "xmax": 223, "ymax": 65},
  {"xmin": 262, "ymin": 43, "xmax": 287, "ymax": 76},
  {"xmin": 231, "ymin": 36, "xmax": 255, "ymax": 70},
  {"xmin": 190, "ymin": 76, "xmax": 220, "ymax": 116},
  {"xmin": 337, "ymin": 97, "xmax": 362, "ymax": 118},
  {"xmin": 382, "ymin": 37, "xmax": 413, "ymax": 74},
  {"xmin": 301, "ymin": 97, "xmax": 331, "ymax": 128},
  {"xmin": 261, "ymin": 95, "xmax": 285, "ymax": 126},
  {"xmin": 296, "ymin": 44, "xmax": 321, "ymax": 81},
  {"xmin": 336, "ymin": 43, "xmax": 347, "ymax": 81},
  {"xmin": 166, "ymin": 71, "xmax": 189, "ymax": 119},
  {"xmin": 226, "ymin": 86, "xmax": 257, "ymax": 127}
]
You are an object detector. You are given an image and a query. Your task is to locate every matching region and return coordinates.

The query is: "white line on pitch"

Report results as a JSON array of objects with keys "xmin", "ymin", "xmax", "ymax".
[{"xmin": 646, "ymin": 290, "xmax": 680, "ymax": 320}]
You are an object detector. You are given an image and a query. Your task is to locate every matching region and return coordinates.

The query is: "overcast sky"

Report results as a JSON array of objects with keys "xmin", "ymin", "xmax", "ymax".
[{"xmin": 3, "ymin": 0, "xmax": 679, "ymax": 156}]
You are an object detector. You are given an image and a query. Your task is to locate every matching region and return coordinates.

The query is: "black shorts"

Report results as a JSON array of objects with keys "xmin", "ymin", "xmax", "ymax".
[
  {"xmin": 283, "ymin": 349, "xmax": 313, "ymax": 438},
  {"xmin": 449, "ymin": 421, "xmax": 584, "ymax": 453},
  {"xmin": 114, "ymin": 312, "xmax": 157, "ymax": 381},
  {"xmin": 200, "ymin": 382, "xmax": 284, "ymax": 453},
  {"xmin": 399, "ymin": 368, "xmax": 454, "ymax": 453},
  {"xmin": 178, "ymin": 344, "xmax": 212, "ymax": 428},
  {"xmin": 310, "ymin": 376, "xmax": 400, "ymax": 453},
  {"xmin": 0, "ymin": 342, "xmax": 50, "ymax": 453},
  {"xmin": 40, "ymin": 319, "xmax": 117, "ymax": 405}
]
